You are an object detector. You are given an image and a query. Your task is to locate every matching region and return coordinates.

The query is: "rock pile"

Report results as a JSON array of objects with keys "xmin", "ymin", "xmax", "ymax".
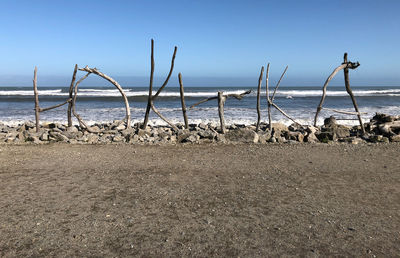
[{"xmin": 1, "ymin": 113, "xmax": 400, "ymax": 144}]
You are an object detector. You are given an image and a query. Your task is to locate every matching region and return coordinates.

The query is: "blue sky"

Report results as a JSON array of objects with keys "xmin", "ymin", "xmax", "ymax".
[{"xmin": 0, "ymin": 0, "xmax": 399, "ymax": 86}]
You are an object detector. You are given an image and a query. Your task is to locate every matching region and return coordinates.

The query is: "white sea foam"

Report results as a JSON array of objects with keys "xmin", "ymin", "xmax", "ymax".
[{"xmin": 2, "ymin": 88, "xmax": 400, "ymax": 98}]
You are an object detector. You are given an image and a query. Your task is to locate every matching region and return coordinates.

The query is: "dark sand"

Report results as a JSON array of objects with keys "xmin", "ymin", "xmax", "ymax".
[{"xmin": 0, "ymin": 143, "xmax": 399, "ymax": 257}]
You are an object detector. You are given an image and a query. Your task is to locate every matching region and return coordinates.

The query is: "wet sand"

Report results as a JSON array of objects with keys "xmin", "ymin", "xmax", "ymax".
[{"xmin": 0, "ymin": 143, "xmax": 399, "ymax": 256}]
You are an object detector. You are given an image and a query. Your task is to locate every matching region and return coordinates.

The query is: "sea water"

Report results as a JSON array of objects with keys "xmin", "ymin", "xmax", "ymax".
[{"xmin": 0, "ymin": 86, "xmax": 399, "ymax": 127}]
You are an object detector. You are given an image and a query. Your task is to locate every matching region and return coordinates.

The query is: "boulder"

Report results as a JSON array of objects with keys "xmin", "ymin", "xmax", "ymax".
[{"xmin": 225, "ymin": 129, "xmax": 259, "ymax": 143}]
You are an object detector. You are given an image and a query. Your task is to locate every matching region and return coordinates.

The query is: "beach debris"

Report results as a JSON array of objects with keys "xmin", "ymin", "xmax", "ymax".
[{"xmin": 314, "ymin": 53, "xmax": 365, "ymax": 133}]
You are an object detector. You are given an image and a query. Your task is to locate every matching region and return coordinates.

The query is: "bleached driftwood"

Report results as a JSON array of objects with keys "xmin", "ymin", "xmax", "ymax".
[
  {"xmin": 322, "ymin": 107, "xmax": 367, "ymax": 116},
  {"xmin": 178, "ymin": 73, "xmax": 189, "ymax": 129},
  {"xmin": 313, "ymin": 53, "xmax": 363, "ymax": 133},
  {"xmin": 343, "ymin": 53, "xmax": 365, "ymax": 133},
  {"xmin": 265, "ymin": 65, "xmax": 301, "ymax": 129},
  {"xmin": 71, "ymin": 72, "xmax": 92, "ymax": 131},
  {"xmin": 78, "ymin": 66, "xmax": 131, "ymax": 129},
  {"xmin": 32, "ymin": 66, "xmax": 74, "ymax": 132},
  {"xmin": 33, "ymin": 67, "xmax": 40, "ymax": 132},
  {"xmin": 189, "ymin": 90, "xmax": 252, "ymax": 109},
  {"xmin": 256, "ymin": 66, "xmax": 264, "ymax": 132},
  {"xmin": 265, "ymin": 63, "xmax": 272, "ymax": 130},
  {"xmin": 67, "ymin": 64, "xmax": 78, "ymax": 127},
  {"xmin": 142, "ymin": 39, "xmax": 178, "ymax": 130},
  {"xmin": 218, "ymin": 91, "xmax": 226, "ymax": 133}
]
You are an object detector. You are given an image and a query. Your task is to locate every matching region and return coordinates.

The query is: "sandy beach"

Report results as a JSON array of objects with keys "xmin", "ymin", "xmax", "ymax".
[{"xmin": 0, "ymin": 143, "xmax": 399, "ymax": 256}]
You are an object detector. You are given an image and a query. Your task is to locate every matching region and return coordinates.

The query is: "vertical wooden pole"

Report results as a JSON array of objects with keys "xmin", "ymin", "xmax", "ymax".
[
  {"xmin": 218, "ymin": 91, "xmax": 226, "ymax": 134},
  {"xmin": 142, "ymin": 39, "xmax": 154, "ymax": 129},
  {"xmin": 67, "ymin": 64, "xmax": 78, "ymax": 127},
  {"xmin": 178, "ymin": 73, "xmax": 189, "ymax": 129},
  {"xmin": 33, "ymin": 66, "xmax": 40, "ymax": 132},
  {"xmin": 256, "ymin": 66, "xmax": 264, "ymax": 132},
  {"xmin": 265, "ymin": 63, "xmax": 272, "ymax": 131},
  {"xmin": 343, "ymin": 53, "xmax": 365, "ymax": 133}
]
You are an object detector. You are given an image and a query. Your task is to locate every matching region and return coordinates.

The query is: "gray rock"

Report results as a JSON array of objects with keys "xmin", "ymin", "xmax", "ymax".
[
  {"xmin": 390, "ymin": 135, "xmax": 400, "ymax": 142},
  {"xmin": 112, "ymin": 135, "xmax": 124, "ymax": 142},
  {"xmin": 66, "ymin": 126, "xmax": 79, "ymax": 133},
  {"xmin": 137, "ymin": 129, "xmax": 151, "ymax": 137},
  {"xmin": 49, "ymin": 131, "xmax": 69, "ymax": 142},
  {"xmin": 305, "ymin": 132, "xmax": 319, "ymax": 143},
  {"xmin": 225, "ymin": 129, "xmax": 259, "ymax": 143},
  {"xmin": 198, "ymin": 129, "xmax": 216, "ymax": 140},
  {"xmin": 271, "ymin": 123, "xmax": 288, "ymax": 132},
  {"xmin": 89, "ymin": 126, "xmax": 101, "ymax": 133},
  {"xmin": 258, "ymin": 131, "xmax": 272, "ymax": 143},
  {"xmin": 198, "ymin": 123, "xmax": 208, "ymax": 130},
  {"xmin": 87, "ymin": 134, "xmax": 99, "ymax": 144},
  {"xmin": 40, "ymin": 131, "xmax": 49, "ymax": 141},
  {"xmin": 324, "ymin": 116, "xmax": 337, "ymax": 127}
]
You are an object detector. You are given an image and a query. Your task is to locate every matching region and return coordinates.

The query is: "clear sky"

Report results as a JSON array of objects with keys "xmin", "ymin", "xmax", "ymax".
[{"xmin": 0, "ymin": 0, "xmax": 399, "ymax": 87}]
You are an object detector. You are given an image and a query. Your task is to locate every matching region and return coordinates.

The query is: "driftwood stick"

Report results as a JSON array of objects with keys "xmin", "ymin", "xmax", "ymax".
[
  {"xmin": 271, "ymin": 102, "xmax": 301, "ymax": 126},
  {"xmin": 39, "ymin": 99, "xmax": 71, "ymax": 112},
  {"xmin": 78, "ymin": 66, "xmax": 131, "ymax": 128},
  {"xmin": 33, "ymin": 66, "xmax": 40, "ymax": 132},
  {"xmin": 178, "ymin": 73, "xmax": 189, "ymax": 129},
  {"xmin": 152, "ymin": 46, "xmax": 177, "ymax": 100},
  {"xmin": 343, "ymin": 53, "xmax": 365, "ymax": 133},
  {"xmin": 256, "ymin": 66, "xmax": 264, "ymax": 132},
  {"xmin": 322, "ymin": 107, "xmax": 367, "ymax": 115},
  {"xmin": 68, "ymin": 64, "xmax": 78, "ymax": 127},
  {"xmin": 265, "ymin": 63, "xmax": 272, "ymax": 131},
  {"xmin": 142, "ymin": 39, "xmax": 155, "ymax": 129},
  {"xmin": 150, "ymin": 104, "xmax": 179, "ymax": 131},
  {"xmin": 218, "ymin": 91, "xmax": 226, "ymax": 134},
  {"xmin": 271, "ymin": 65, "xmax": 288, "ymax": 101},
  {"xmin": 72, "ymin": 73, "xmax": 93, "ymax": 132},
  {"xmin": 313, "ymin": 63, "xmax": 347, "ymax": 126},
  {"xmin": 189, "ymin": 90, "xmax": 252, "ymax": 110}
]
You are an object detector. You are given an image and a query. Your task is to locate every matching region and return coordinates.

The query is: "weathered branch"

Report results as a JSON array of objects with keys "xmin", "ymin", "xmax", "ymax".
[
  {"xmin": 256, "ymin": 66, "xmax": 264, "ymax": 132},
  {"xmin": 265, "ymin": 63, "xmax": 272, "ymax": 131},
  {"xmin": 68, "ymin": 64, "xmax": 78, "ymax": 127},
  {"xmin": 218, "ymin": 91, "xmax": 226, "ymax": 134},
  {"xmin": 150, "ymin": 104, "xmax": 178, "ymax": 131},
  {"xmin": 313, "ymin": 63, "xmax": 347, "ymax": 126},
  {"xmin": 271, "ymin": 65, "xmax": 288, "ymax": 101},
  {"xmin": 322, "ymin": 107, "xmax": 367, "ymax": 116},
  {"xmin": 271, "ymin": 102, "xmax": 301, "ymax": 126},
  {"xmin": 39, "ymin": 99, "xmax": 71, "ymax": 112},
  {"xmin": 152, "ymin": 46, "xmax": 177, "ymax": 100},
  {"xmin": 142, "ymin": 39, "xmax": 155, "ymax": 129},
  {"xmin": 71, "ymin": 73, "xmax": 92, "ymax": 132},
  {"xmin": 189, "ymin": 90, "xmax": 252, "ymax": 109},
  {"xmin": 343, "ymin": 53, "xmax": 365, "ymax": 133},
  {"xmin": 178, "ymin": 73, "xmax": 188, "ymax": 129},
  {"xmin": 33, "ymin": 66, "xmax": 40, "ymax": 132},
  {"xmin": 78, "ymin": 66, "xmax": 131, "ymax": 128}
]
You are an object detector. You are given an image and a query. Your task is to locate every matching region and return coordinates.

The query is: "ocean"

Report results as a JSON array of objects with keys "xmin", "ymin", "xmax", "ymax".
[{"xmin": 1, "ymin": 86, "xmax": 400, "ymax": 127}]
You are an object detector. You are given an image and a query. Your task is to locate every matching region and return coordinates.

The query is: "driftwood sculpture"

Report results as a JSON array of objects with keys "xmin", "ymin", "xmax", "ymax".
[
  {"xmin": 314, "ymin": 53, "xmax": 365, "ymax": 133},
  {"xmin": 189, "ymin": 90, "xmax": 252, "ymax": 133},
  {"xmin": 142, "ymin": 39, "xmax": 178, "ymax": 131},
  {"xmin": 71, "ymin": 66, "xmax": 131, "ymax": 132},
  {"xmin": 33, "ymin": 66, "xmax": 76, "ymax": 132},
  {"xmin": 265, "ymin": 65, "xmax": 301, "ymax": 130}
]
